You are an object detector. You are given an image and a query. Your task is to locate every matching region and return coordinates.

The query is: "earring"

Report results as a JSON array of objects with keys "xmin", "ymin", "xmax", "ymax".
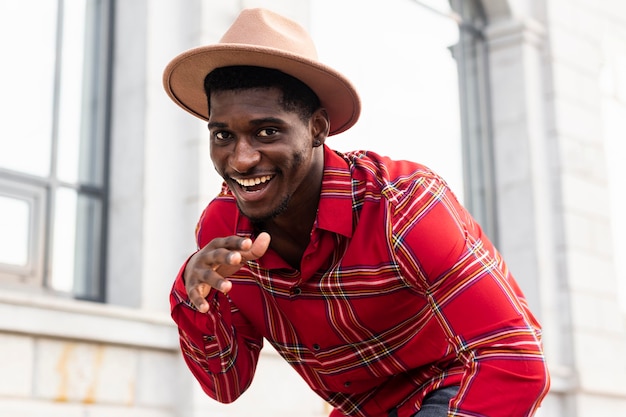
[{"xmin": 313, "ymin": 139, "xmax": 321, "ymax": 147}]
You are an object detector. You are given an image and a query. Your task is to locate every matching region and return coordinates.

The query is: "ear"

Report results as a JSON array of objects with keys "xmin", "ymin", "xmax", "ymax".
[{"xmin": 311, "ymin": 108, "xmax": 330, "ymax": 147}]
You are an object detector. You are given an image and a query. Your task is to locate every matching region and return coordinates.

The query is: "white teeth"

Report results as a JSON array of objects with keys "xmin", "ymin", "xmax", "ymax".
[{"xmin": 235, "ymin": 175, "xmax": 273, "ymax": 187}]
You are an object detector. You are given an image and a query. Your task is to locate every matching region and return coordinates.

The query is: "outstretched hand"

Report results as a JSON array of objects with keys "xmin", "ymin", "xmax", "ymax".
[{"xmin": 184, "ymin": 232, "xmax": 271, "ymax": 313}]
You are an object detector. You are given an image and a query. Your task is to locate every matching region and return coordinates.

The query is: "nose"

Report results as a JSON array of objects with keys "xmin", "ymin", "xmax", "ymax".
[{"xmin": 229, "ymin": 137, "xmax": 261, "ymax": 174}]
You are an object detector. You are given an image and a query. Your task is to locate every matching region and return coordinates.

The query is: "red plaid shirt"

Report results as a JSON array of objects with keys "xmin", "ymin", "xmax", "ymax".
[{"xmin": 170, "ymin": 146, "xmax": 550, "ymax": 417}]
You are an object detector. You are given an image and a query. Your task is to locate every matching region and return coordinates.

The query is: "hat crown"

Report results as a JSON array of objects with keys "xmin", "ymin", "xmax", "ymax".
[{"xmin": 219, "ymin": 8, "xmax": 318, "ymax": 60}]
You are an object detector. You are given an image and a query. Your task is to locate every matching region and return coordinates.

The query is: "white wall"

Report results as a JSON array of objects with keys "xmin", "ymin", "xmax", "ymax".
[{"xmin": 3, "ymin": 1, "xmax": 626, "ymax": 416}]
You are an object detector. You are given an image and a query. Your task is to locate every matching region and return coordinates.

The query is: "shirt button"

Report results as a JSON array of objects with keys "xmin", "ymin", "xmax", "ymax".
[
  {"xmin": 312, "ymin": 343, "xmax": 320, "ymax": 351},
  {"xmin": 293, "ymin": 287, "xmax": 302, "ymax": 295},
  {"xmin": 344, "ymin": 381, "xmax": 351, "ymax": 387}
]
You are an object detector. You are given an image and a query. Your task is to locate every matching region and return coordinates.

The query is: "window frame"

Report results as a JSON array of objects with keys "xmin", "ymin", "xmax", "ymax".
[
  {"xmin": 0, "ymin": 0, "xmax": 114, "ymax": 302},
  {"xmin": 0, "ymin": 175, "xmax": 46, "ymax": 286}
]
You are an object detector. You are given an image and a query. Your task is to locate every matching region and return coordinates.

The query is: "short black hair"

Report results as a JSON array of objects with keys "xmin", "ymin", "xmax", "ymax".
[{"xmin": 204, "ymin": 66, "xmax": 321, "ymax": 122}]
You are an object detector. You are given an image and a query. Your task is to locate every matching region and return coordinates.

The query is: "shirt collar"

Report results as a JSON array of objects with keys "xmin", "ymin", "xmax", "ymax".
[{"xmin": 316, "ymin": 145, "xmax": 354, "ymax": 237}]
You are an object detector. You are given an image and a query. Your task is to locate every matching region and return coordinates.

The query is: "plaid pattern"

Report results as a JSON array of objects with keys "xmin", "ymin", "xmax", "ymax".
[{"xmin": 171, "ymin": 146, "xmax": 549, "ymax": 417}]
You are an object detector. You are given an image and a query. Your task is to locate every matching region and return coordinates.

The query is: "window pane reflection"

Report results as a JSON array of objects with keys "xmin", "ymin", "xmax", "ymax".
[
  {"xmin": 0, "ymin": 0, "xmax": 57, "ymax": 176},
  {"xmin": 56, "ymin": 0, "xmax": 87, "ymax": 184},
  {"xmin": 0, "ymin": 196, "xmax": 30, "ymax": 266},
  {"xmin": 50, "ymin": 188, "xmax": 102, "ymax": 299},
  {"xmin": 50, "ymin": 188, "xmax": 77, "ymax": 292}
]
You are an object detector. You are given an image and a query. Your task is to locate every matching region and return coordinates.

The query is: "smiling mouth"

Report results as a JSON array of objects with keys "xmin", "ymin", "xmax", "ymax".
[{"xmin": 233, "ymin": 175, "xmax": 274, "ymax": 192}]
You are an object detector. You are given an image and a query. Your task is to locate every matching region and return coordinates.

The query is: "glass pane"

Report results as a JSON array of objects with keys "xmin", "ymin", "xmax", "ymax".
[
  {"xmin": 0, "ymin": 0, "xmax": 57, "ymax": 176},
  {"xmin": 0, "ymin": 196, "xmax": 30, "ymax": 266},
  {"xmin": 73, "ymin": 192, "xmax": 103, "ymax": 300},
  {"xmin": 57, "ymin": 0, "xmax": 106, "ymax": 187},
  {"xmin": 311, "ymin": 0, "xmax": 463, "ymax": 200},
  {"xmin": 50, "ymin": 188, "xmax": 102, "ymax": 299},
  {"xmin": 50, "ymin": 188, "xmax": 77, "ymax": 292},
  {"xmin": 57, "ymin": 0, "xmax": 88, "ymax": 184}
]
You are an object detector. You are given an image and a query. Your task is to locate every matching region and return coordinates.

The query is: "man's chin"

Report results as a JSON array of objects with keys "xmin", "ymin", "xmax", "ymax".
[
  {"xmin": 237, "ymin": 197, "xmax": 290, "ymax": 225},
  {"xmin": 243, "ymin": 212, "xmax": 272, "ymax": 225},
  {"xmin": 236, "ymin": 204, "xmax": 274, "ymax": 224}
]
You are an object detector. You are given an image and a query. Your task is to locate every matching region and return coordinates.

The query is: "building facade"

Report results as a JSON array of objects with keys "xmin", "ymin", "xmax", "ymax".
[{"xmin": 0, "ymin": 0, "xmax": 625, "ymax": 416}]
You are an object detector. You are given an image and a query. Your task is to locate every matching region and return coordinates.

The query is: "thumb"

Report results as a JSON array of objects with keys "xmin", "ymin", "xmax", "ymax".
[{"xmin": 247, "ymin": 232, "xmax": 271, "ymax": 260}]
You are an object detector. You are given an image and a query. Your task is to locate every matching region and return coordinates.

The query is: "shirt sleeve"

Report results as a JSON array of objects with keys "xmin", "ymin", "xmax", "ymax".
[
  {"xmin": 393, "ymin": 173, "xmax": 550, "ymax": 416},
  {"xmin": 169, "ymin": 220, "xmax": 264, "ymax": 403}
]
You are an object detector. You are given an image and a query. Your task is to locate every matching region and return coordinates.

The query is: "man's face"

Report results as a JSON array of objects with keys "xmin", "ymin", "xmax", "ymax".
[{"xmin": 208, "ymin": 87, "xmax": 325, "ymax": 223}]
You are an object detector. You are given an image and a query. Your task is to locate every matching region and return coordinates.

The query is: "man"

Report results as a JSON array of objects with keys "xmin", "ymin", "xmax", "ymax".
[{"xmin": 163, "ymin": 8, "xmax": 550, "ymax": 417}]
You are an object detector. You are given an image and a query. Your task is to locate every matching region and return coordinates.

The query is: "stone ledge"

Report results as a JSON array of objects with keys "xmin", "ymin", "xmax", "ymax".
[
  {"xmin": 0, "ymin": 290, "xmax": 178, "ymax": 351},
  {"xmin": 0, "ymin": 397, "xmax": 174, "ymax": 417}
]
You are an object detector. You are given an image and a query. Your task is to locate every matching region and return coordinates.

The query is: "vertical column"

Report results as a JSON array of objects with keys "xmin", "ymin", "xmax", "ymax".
[
  {"xmin": 107, "ymin": 0, "xmax": 149, "ymax": 307},
  {"xmin": 484, "ymin": 15, "xmax": 576, "ymax": 415}
]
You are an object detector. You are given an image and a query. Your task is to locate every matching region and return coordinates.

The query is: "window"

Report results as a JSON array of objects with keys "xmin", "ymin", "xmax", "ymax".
[{"xmin": 0, "ymin": 0, "xmax": 113, "ymax": 301}]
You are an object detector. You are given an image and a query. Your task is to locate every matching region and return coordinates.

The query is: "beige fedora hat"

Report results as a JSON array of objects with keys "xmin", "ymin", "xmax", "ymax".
[{"xmin": 163, "ymin": 8, "xmax": 361, "ymax": 136}]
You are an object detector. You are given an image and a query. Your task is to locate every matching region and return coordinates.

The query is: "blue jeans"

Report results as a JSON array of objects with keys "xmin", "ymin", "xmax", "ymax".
[{"xmin": 388, "ymin": 386, "xmax": 460, "ymax": 417}]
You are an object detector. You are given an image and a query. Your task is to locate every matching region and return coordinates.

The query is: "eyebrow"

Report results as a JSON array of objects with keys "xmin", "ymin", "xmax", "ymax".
[
  {"xmin": 207, "ymin": 121, "xmax": 228, "ymax": 130},
  {"xmin": 249, "ymin": 117, "xmax": 285, "ymax": 126},
  {"xmin": 207, "ymin": 117, "xmax": 286, "ymax": 130}
]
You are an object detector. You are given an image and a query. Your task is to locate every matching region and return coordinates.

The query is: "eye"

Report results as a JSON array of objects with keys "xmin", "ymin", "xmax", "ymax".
[
  {"xmin": 213, "ymin": 131, "xmax": 233, "ymax": 142},
  {"xmin": 257, "ymin": 128, "xmax": 278, "ymax": 137}
]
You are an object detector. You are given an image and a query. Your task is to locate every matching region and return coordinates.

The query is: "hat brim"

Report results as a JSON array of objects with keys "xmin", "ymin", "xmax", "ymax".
[{"xmin": 163, "ymin": 44, "xmax": 361, "ymax": 136}]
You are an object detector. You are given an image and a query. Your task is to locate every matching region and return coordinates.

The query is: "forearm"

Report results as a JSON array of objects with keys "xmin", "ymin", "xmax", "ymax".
[{"xmin": 171, "ymin": 288, "xmax": 262, "ymax": 403}]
